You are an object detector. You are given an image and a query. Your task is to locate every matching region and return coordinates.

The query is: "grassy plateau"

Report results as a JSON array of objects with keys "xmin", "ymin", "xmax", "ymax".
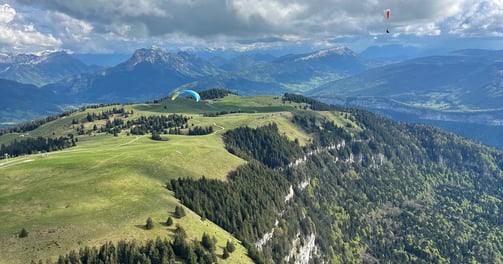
[{"xmin": 0, "ymin": 95, "xmax": 358, "ymax": 263}]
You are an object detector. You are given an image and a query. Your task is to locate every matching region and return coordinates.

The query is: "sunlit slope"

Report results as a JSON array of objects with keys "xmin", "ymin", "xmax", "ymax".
[
  {"xmin": 0, "ymin": 95, "xmax": 326, "ymax": 263},
  {"xmin": 0, "ymin": 134, "xmax": 248, "ymax": 262}
]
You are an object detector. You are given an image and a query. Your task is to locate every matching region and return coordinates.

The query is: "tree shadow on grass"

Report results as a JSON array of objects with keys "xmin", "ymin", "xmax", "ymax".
[
  {"xmin": 159, "ymin": 221, "xmax": 173, "ymax": 227},
  {"xmin": 134, "ymin": 224, "xmax": 147, "ymax": 230}
]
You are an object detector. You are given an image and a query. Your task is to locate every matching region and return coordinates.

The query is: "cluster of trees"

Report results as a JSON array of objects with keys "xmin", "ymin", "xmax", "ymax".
[
  {"xmin": 291, "ymin": 111, "xmax": 352, "ymax": 148},
  {"xmin": 128, "ymin": 115, "xmax": 187, "ymax": 136},
  {"xmin": 199, "ymin": 88, "xmax": 237, "ymax": 100},
  {"xmin": 223, "ymin": 123, "xmax": 303, "ymax": 168},
  {"xmin": 83, "ymin": 107, "xmax": 131, "ymax": 123},
  {"xmin": 0, "ymin": 104, "xmax": 129, "ymax": 136},
  {"xmin": 169, "ymin": 161, "xmax": 290, "ymax": 239},
  {"xmin": 35, "ymin": 226, "xmax": 227, "ymax": 264},
  {"xmin": 39, "ymin": 205, "xmax": 235, "ymax": 263},
  {"xmin": 282, "ymin": 93, "xmax": 335, "ymax": 111},
  {"xmin": 72, "ymin": 107, "xmax": 132, "ymax": 136},
  {"xmin": 127, "ymin": 115, "xmax": 213, "ymax": 137},
  {"xmin": 188, "ymin": 126, "xmax": 214, "ymax": 136},
  {"xmin": 202, "ymin": 110, "xmax": 244, "ymax": 117},
  {"xmin": 73, "ymin": 110, "xmax": 216, "ymax": 138},
  {"xmin": 0, "ymin": 136, "xmax": 76, "ymax": 158}
]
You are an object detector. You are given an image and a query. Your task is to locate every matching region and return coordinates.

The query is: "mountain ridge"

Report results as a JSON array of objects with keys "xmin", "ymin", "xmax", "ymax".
[
  {"xmin": 1, "ymin": 94, "xmax": 501, "ymax": 263},
  {"xmin": 43, "ymin": 47, "xmax": 223, "ymax": 103},
  {"xmin": 184, "ymin": 46, "xmax": 374, "ymax": 93}
]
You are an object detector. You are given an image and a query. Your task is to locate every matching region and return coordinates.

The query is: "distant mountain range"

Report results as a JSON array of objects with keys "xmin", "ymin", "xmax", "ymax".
[
  {"xmin": 0, "ymin": 50, "xmax": 97, "ymax": 86},
  {"xmin": 1, "ymin": 46, "xmax": 502, "ymax": 149},
  {"xmin": 183, "ymin": 46, "xmax": 375, "ymax": 94},
  {"xmin": 43, "ymin": 47, "xmax": 223, "ymax": 103},
  {"xmin": 40, "ymin": 46, "xmax": 374, "ymax": 101}
]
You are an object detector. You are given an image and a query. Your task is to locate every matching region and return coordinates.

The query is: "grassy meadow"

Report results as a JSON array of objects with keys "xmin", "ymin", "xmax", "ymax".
[{"xmin": 0, "ymin": 95, "xmax": 353, "ymax": 263}]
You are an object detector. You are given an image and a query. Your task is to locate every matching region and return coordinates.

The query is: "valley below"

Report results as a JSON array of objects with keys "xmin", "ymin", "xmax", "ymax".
[{"xmin": 316, "ymin": 96, "xmax": 503, "ymax": 149}]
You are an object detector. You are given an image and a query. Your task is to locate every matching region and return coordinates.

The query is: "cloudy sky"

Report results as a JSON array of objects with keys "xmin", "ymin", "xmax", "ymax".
[{"xmin": 1, "ymin": 0, "xmax": 502, "ymax": 54}]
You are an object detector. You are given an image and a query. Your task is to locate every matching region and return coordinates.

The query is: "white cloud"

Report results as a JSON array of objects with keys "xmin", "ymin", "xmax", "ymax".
[
  {"xmin": 446, "ymin": 0, "xmax": 503, "ymax": 37},
  {"xmin": 227, "ymin": 0, "xmax": 307, "ymax": 26},
  {"xmin": 5, "ymin": 0, "xmax": 503, "ymax": 53},
  {"xmin": 399, "ymin": 23, "xmax": 441, "ymax": 36},
  {"xmin": 0, "ymin": 4, "xmax": 16, "ymax": 23},
  {"xmin": 0, "ymin": 4, "xmax": 62, "ymax": 51}
]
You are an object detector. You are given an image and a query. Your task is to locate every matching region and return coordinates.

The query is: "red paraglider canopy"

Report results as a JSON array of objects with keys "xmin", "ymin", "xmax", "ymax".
[{"xmin": 385, "ymin": 9, "xmax": 391, "ymax": 19}]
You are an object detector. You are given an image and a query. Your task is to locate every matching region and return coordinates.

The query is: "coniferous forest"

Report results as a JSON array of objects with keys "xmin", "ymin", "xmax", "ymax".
[{"xmin": 169, "ymin": 95, "xmax": 503, "ymax": 263}]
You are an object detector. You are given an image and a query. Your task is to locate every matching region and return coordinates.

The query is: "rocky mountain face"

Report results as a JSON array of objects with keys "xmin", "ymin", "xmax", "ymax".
[{"xmin": 43, "ymin": 47, "xmax": 223, "ymax": 103}]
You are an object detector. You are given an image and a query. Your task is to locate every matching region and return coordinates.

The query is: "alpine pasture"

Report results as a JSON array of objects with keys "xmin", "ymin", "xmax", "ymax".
[{"xmin": 0, "ymin": 95, "xmax": 316, "ymax": 263}]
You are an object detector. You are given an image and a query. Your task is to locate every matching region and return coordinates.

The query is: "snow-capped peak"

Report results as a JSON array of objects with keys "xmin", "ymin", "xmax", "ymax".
[
  {"xmin": 127, "ymin": 47, "xmax": 189, "ymax": 67},
  {"xmin": 298, "ymin": 46, "xmax": 356, "ymax": 61},
  {"xmin": 0, "ymin": 49, "xmax": 72, "ymax": 65}
]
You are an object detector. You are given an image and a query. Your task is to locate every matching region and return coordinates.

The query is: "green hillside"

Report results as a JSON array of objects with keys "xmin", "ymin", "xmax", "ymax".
[
  {"xmin": 1, "ymin": 93, "xmax": 502, "ymax": 263},
  {"xmin": 0, "ymin": 94, "xmax": 314, "ymax": 263}
]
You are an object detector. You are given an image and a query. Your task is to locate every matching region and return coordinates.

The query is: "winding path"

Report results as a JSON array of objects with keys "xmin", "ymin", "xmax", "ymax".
[{"xmin": 213, "ymin": 122, "xmax": 225, "ymax": 134}]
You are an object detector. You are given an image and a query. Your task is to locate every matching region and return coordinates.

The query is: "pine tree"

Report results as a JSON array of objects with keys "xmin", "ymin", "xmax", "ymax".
[
  {"xmin": 222, "ymin": 248, "xmax": 230, "ymax": 259},
  {"xmin": 146, "ymin": 217, "xmax": 154, "ymax": 230},
  {"xmin": 19, "ymin": 228, "xmax": 28, "ymax": 238},
  {"xmin": 166, "ymin": 217, "xmax": 173, "ymax": 226},
  {"xmin": 226, "ymin": 240, "xmax": 236, "ymax": 253},
  {"xmin": 174, "ymin": 205, "xmax": 186, "ymax": 218},
  {"xmin": 201, "ymin": 233, "xmax": 216, "ymax": 252},
  {"xmin": 151, "ymin": 131, "xmax": 161, "ymax": 140}
]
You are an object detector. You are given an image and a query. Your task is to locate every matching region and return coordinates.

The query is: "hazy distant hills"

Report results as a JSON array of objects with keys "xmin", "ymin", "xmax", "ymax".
[
  {"xmin": 184, "ymin": 46, "xmax": 375, "ymax": 93},
  {"xmin": 308, "ymin": 49, "xmax": 503, "ymax": 148},
  {"xmin": 0, "ymin": 79, "xmax": 64, "ymax": 126},
  {"xmin": 309, "ymin": 49, "xmax": 503, "ymax": 112},
  {"xmin": 218, "ymin": 53, "xmax": 277, "ymax": 71},
  {"xmin": 358, "ymin": 44, "xmax": 449, "ymax": 63},
  {"xmin": 0, "ymin": 51, "xmax": 97, "ymax": 87}
]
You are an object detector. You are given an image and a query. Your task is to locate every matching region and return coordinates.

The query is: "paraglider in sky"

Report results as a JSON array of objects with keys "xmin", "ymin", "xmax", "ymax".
[
  {"xmin": 384, "ymin": 9, "xmax": 391, "ymax": 33},
  {"xmin": 171, "ymin": 89, "xmax": 201, "ymax": 102}
]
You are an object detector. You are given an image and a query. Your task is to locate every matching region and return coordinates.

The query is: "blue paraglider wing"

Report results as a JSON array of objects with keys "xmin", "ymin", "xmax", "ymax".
[{"xmin": 171, "ymin": 89, "xmax": 201, "ymax": 102}]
